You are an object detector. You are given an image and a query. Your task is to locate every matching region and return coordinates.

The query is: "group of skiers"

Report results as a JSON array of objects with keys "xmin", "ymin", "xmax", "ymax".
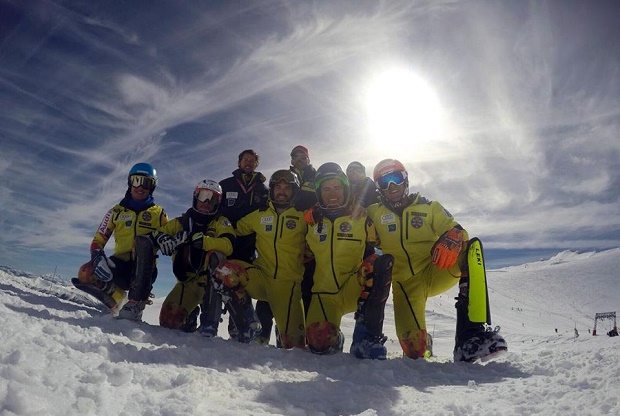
[{"xmin": 77, "ymin": 145, "xmax": 507, "ymax": 362}]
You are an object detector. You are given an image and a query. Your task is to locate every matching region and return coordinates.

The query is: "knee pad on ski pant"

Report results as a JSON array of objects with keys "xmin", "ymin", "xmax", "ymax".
[
  {"xmin": 159, "ymin": 279, "xmax": 205, "ymax": 329},
  {"xmin": 306, "ymin": 321, "xmax": 342, "ymax": 355},
  {"xmin": 399, "ymin": 329, "xmax": 428, "ymax": 360},
  {"xmin": 214, "ymin": 260, "xmax": 249, "ymax": 292},
  {"xmin": 159, "ymin": 302, "xmax": 191, "ymax": 330}
]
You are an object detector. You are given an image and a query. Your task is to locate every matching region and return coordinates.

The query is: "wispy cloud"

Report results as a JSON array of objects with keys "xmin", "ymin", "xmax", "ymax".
[{"xmin": 0, "ymin": 0, "xmax": 618, "ymax": 277}]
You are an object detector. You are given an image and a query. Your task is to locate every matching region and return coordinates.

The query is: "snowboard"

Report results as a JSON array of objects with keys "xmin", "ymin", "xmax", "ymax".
[{"xmin": 71, "ymin": 278, "xmax": 125, "ymax": 314}]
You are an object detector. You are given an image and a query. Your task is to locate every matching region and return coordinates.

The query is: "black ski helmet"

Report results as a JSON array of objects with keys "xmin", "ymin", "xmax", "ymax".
[{"xmin": 269, "ymin": 170, "xmax": 300, "ymax": 205}]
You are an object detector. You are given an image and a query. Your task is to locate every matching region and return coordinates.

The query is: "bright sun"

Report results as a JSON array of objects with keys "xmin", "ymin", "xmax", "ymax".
[{"xmin": 366, "ymin": 69, "xmax": 443, "ymax": 153}]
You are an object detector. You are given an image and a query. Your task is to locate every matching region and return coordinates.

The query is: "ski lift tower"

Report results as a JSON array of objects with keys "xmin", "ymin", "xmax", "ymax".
[{"xmin": 592, "ymin": 312, "xmax": 617, "ymax": 336}]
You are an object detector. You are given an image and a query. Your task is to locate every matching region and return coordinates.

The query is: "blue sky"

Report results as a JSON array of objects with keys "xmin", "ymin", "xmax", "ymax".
[{"xmin": 1, "ymin": 0, "xmax": 619, "ymax": 291}]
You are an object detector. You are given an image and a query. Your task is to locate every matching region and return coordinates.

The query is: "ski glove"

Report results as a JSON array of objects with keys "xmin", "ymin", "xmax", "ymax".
[
  {"xmin": 155, "ymin": 232, "xmax": 176, "ymax": 256},
  {"xmin": 431, "ymin": 227, "xmax": 464, "ymax": 269},
  {"xmin": 153, "ymin": 231, "xmax": 187, "ymax": 256},
  {"xmin": 92, "ymin": 250, "xmax": 115, "ymax": 282}
]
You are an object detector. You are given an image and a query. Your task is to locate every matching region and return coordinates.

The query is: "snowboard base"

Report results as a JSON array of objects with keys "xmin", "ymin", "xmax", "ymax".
[{"xmin": 71, "ymin": 278, "xmax": 126, "ymax": 315}]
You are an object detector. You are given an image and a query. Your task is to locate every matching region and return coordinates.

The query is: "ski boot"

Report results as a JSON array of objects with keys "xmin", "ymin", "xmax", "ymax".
[
  {"xmin": 118, "ymin": 299, "xmax": 145, "ymax": 321},
  {"xmin": 454, "ymin": 238, "xmax": 507, "ymax": 362},
  {"xmin": 454, "ymin": 325, "xmax": 507, "ymax": 362},
  {"xmin": 350, "ymin": 321, "xmax": 388, "ymax": 360}
]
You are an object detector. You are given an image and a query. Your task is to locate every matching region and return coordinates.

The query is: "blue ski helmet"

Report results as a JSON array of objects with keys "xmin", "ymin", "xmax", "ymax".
[{"xmin": 128, "ymin": 162, "xmax": 158, "ymax": 194}]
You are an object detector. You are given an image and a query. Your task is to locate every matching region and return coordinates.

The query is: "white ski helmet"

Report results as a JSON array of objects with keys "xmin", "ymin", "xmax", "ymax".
[{"xmin": 193, "ymin": 179, "xmax": 222, "ymax": 214}]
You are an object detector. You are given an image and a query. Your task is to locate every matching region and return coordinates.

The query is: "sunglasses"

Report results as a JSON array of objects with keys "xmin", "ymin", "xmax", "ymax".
[
  {"xmin": 195, "ymin": 189, "xmax": 221, "ymax": 205},
  {"xmin": 377, "ymin": 171, "xmax": 407, "ymax": 190},
  {"xmin": 291, "ymin": 153, "xmax": 308, "ymax": 160},
  {"xmin": 130, "ymin": 175, "xmax": 155, "ymax": 190}
]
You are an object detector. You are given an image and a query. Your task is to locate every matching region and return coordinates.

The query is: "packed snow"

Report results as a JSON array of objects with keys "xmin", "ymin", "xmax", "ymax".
[{"xmin": 1, "ymin": 249, "xmax": 619, "ymax": 415}]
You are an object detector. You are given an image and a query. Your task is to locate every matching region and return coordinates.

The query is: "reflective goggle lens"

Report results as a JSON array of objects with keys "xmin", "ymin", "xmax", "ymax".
[
  {"xmin": 377, "ymin": 171, "xmax": 407, "ymax": 190},
  {"xmin": 272, "ymin": 171, "xmax": 295, "ymax": 183},
  {"xmin": 130, "ymin": 175, "xmax": 155, "ymax": 190},
  {"xmin": 196, "ymin": 189, "xmax": 220, "ymax": 205}
]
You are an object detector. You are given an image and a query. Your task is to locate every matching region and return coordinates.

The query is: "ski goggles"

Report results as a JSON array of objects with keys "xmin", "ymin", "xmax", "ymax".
[
  {"xmin": 270, "ymin": 170, "xmax": 299, "ymax": 186},
  {"xmin": 376, "ymin": 170, "xmax": 407, "ymax": 190},
  {"xmin": 346, "ymin": 164, "xmax": 364, "ymax": 174},
  {"xmin": 195, "ymin": 188, "xmax": 221, "ymax": 205},
  {"xmin": 130, "ymin": 175, "xmax": 155, "ymax": 190}
]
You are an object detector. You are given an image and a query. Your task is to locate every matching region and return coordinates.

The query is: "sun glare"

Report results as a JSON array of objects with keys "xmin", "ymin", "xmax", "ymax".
[{"xmin": 366, "ymin": 69, "xmax": 442, "ymax": 153}]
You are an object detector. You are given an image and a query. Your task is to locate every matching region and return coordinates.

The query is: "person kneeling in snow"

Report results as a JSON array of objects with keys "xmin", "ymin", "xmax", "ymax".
[
  {"xmin": 151, "ymin": 180, "xmax": 259, "ymax": 343},
  {"xmin": 304, "ymin": 162, "xmax": 394, "ymax": 360},
  {"xmin": 367, "ymin": 159, "xmax": 508, "ymax": 362},
  {"xmin": 75, "ymin": 163, "xmax": 168, "ymax": 320}
]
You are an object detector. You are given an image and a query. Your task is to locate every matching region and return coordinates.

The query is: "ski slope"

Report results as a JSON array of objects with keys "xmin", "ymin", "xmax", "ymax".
[{"xmin": 0, "ymin": 249, "xmax": 618, "ymax": 415}]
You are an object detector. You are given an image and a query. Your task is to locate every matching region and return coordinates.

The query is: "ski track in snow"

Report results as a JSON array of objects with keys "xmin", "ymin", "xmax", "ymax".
[{"xmin": 0, "ymin": 249, "xmax": 619, "ymax": 415}]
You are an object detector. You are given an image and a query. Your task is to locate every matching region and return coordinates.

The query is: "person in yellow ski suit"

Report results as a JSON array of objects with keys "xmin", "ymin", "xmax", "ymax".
[
  {"xmin": 304, "ymin": 162, "xmax": 394, "ymax": 360},
  {"xmin": 83, "ymin": 162, "xmax": 168, "ymax": 320},
  {"xmin": 227, "ymin": 170, "xmax": 308, "ymax": 349},
  {"xmin": 367, "ymin": 159, "xmax": 507, "ymax": 361}
]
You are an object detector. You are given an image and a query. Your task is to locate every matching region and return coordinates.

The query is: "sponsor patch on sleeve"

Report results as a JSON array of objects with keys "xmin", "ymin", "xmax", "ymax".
[{"xmin": 97, "ymin": 210, "xmax": 113, "ymax": 234}]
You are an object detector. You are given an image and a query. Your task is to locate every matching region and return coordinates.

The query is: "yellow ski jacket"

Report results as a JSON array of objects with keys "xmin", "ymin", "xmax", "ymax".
[
  {"xmin": 306, "ymin": 211, "xmax": 377, "ymax": 294},
  {"xmin": 236, "ymin": 202, "xmax": 307, "ymax": 282},
  {"xmin": 91, "ymin": 202, "xmax": 168, "ymax": 261},
  {"xmin": 366, "ymin": 193, "xmax": 468, "ymax": 282}
]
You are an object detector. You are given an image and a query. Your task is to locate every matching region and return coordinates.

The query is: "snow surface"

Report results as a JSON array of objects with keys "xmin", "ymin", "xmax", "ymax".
[{"xmin": 1, "ymin": 249, "xmax": 619, "ymax": 415}]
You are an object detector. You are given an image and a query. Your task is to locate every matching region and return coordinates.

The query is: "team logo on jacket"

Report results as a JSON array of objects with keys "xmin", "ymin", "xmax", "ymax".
[
  {"xmin": 142, "ymin": 212, "xmax": 152, "ymax": 221},
  {"xmin": 411, "ymin": 216, "xmax": 423, "ymax": 229},
  {"xmin": 388, "ymin": 224, "xmax": 396, "ymax": 232},
  {"xmin": 339, "ymin": 222, "xmax": 352, "ymax": 232},
  {"xmin": 286, "ymin": 220, "xmax": 296, "ymax": 230},
  {"xmin": 381, "ymin": 213, "xmax": 395, "ymax": 223},
  {"xmin": 260, "ymin": 216, "xmax": 274, "ymax": 224},
  {"xmin": 266, "ymin": 225, "xmax": 273, "ymax": 232}
]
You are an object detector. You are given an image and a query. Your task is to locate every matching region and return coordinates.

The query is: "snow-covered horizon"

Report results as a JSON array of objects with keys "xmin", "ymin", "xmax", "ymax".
[{"xmin": 1, "ymin": 248, "xmax": 619, "ymax": 415}]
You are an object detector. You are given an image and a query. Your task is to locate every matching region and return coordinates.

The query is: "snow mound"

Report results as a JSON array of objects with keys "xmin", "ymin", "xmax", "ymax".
[{"xmin": 1, "ymin": 248, "xmax": 619, "ymax": 415}]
